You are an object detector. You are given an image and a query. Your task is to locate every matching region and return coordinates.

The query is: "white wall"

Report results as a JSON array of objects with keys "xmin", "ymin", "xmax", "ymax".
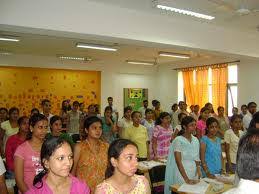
[{"xmin": 238, "ymin": 57, "xmax": 259, "ymax": 107}]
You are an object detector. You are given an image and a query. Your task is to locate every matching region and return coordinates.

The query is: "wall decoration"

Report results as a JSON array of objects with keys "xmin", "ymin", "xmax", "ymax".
[
  {"xmin": 0, "ymin": 66, "xmax": 101, "ymax": 115},
  {"xmin": 124, "ymin": 88, "xmax": 148, "ymax": 111}
]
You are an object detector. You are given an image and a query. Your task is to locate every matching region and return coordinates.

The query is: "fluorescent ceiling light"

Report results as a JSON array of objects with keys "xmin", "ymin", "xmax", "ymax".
[
  {"xmin": 76, "ymin": 43, "xmax": 117, "ymax": 51},
  {"xmin": 156, "ymin": 4, "xmax": 215, "ymax": 20},
  {"xmin": 58, "ymin": 55, "xmax": 92, "ymax": 61},
  {"xmin": 159, "ymin": 52, "xmax": 190, "ymax": 59},
  {"xmin": 0, "ymin": 37, "xmax": 20, "ymax": 42},
  {"xmin": 0, "ymin": 51, "xmax": 13, "ymax": 55},
  {"xmin": 126, "ymin": 60, "xmax": 154, "ymax": 66}
]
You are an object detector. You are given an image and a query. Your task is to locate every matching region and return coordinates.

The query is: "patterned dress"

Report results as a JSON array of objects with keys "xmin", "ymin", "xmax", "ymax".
[
  {"xmin": 95, "ymin": 175, "xmax": 148, "ymax": 194},
  {"xmin": 75, "ymin": 140, "xmax": 109, "ymax": 192},
  {"xmin": 152, "ymin": 125, "xmax": 173, "ymax": 158}
]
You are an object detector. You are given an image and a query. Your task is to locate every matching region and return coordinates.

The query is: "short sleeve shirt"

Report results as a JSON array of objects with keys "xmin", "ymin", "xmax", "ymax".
[
  {"xmin": 124, "ymin": 124, "xmax": 148, "ymax": 158},
  {"xmin": 224, "ymin": 129, "xmax": 244, "ymax": 164}
]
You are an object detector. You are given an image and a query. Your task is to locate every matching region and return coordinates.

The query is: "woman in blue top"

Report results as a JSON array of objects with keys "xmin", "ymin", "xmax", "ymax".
[
  {"xmin": 101, "ymin": 106, "xmax": 117, "ymax": 143},
  {"xmin": 164, "ymin": 116, "xmax": 201, "ymax": 194},
  {"xmin": 200, "ymin": 117, "xmax": 222, "ymax": 178}
]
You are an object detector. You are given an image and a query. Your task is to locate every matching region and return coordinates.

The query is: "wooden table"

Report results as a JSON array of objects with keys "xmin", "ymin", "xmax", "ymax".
[
  {"xmin": 171, "ymin": 182, "xmax": 233, "ymax": 194},
  {"xmin": 137, "ymin": 160, "xmax": 166, "ymax": 187}
]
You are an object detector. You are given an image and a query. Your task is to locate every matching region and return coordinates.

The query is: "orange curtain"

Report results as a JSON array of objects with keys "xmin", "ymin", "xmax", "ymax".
[
  {"xmin": 182, "ymin": 70, "xmax": 195, "ymax": 107},
  {"xmin": 212, "ymin": 65, "xmax": 228, "ymax": 111},
  {"xmin": 195, "ymin": 69, "xmax": 209, "ymax": 108}
]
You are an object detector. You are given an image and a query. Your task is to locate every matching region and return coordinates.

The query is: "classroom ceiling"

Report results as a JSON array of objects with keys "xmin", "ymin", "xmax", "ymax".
[
  {"xmin": 0, "ymin": 30, "xmax": 233, "ymax": 66},
  {"xmin": 91, "ymin": 0, "xmax": 259, "ymax": 33},
  {"xmin": 1, "ymin": 0, "xmax": 257, "ymax": 66}
]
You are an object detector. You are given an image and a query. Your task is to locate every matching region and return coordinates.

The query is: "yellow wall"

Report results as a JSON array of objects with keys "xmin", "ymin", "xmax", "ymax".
[{"xmin": 0, "ymin": 66, "xmax": 101, "ymax": 115}]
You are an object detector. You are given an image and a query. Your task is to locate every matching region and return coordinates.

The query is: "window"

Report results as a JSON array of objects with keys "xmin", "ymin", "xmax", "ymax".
[
  {"xmin": 227, "ymin": 65, "xmax": 238, "ymax": 116},
  {"xmin": 178, "ymin": 64, "xmax": 238, "ymax": 116}
]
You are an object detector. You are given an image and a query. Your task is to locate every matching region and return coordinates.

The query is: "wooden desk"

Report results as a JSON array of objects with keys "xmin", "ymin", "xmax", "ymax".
[
  {"xmin": 171, "ymin": 183, "xmax": 233, "ymax": 194},
  {"xmin": 137, "ymin": 160, "xmax": 166, "ymax": 187}
]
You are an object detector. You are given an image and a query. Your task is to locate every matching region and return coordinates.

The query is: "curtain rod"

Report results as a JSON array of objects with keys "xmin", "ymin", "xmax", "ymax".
[{"xmin": 173, "ymin": 60, "xmax": 240, "ymax": 71}]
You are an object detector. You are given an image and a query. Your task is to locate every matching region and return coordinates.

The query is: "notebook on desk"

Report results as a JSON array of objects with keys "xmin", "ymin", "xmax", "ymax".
[{"xmin": 178, "ymin": 180, "xmax": 209, "ymax": 194}]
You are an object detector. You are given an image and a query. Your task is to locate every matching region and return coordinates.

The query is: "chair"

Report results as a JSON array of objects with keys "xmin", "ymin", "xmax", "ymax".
[{"xmin": 148, "ymin": 165, "xmax": 166, "ymax": 194}]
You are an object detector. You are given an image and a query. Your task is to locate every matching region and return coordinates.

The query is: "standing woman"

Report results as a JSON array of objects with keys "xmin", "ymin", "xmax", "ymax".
[
  {"xmin": 216, "ymin": 106, "xmax": 230, "ymax": 139},
  {"xmin": 26, "ymin": 137, "xmax": 90, "ymax": 194},
  {"xmin": 14, "ymin": 114, "xmax": 48, "ymax": 193},
  {"xmin": 0, "ymin": 107, "xmax": 19, "ymax": 153},
  {"xmin": 5, "ymin": 116, "xmax": 29, "ymax": 178},
  {"xmin": 46, "ymin": 115, "xmax": 74, "ymax": 146},
  {"xmin": 196, "ymin": 107, "xmax": 210, "ymax": 139},
  {"xmin": 200, "ymin": 117, "xmax": 222, "ymax": 178},
  {"xmin": 164, "ymin": 116, "xmax": 201, "ymax": 194},
  {"xmin": 224, "ymin": 115, "xmax": 244, "ymax": 173},
  {"xmin": 117, "ymin": 106, "xmax": 133, "ymax": 138},
  {"xmin": 152, "ymin": 112, "xmax": 174, "ymax": 159},
  {"xmin": 141, "ymin": 108, "xmax": 155, "ymax": 157},
  {"xmin": 0, "ymin": 107, "xmax": 8, "ymax": 124},
  {"xmin": 95, "ymin": 139, "xmax": 151, "ymax": 194},
  {"xmin": 101, "ymin": 106, "xmax": 117, "ymax": 144},
  {"xmin": 205, "ymin": 103, "xmax": 216, "ymax": 117},
  {"xmin": 72, "ymin": 116, "xmax": 109, "ymax": 192}
]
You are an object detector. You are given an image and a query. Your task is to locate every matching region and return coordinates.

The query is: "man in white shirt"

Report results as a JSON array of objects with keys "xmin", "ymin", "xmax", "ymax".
[
  {"xmin": 224, "ymin": 129, "xmax": 259, "ymax": 194},
  {"xmin": 40, "ymin": 99, "xmax": 54, "ymax": 131},
  {"xmin": 107, "ymin": 97, "xmax": 119, "ymax": 122},
  {"xmin": 243, "ymin": 102, "xmax": 257, "ymax": 130},
  {"xmin": 138, "ymin": 99, "xmax": 148, "ymax": 118},
  {"xmin": 0, "ymin": 156, "xmax": 8, "ymax": 194},
  {"xmin": 240, "ymin": 104, "xmax": 247, "ymax": 118},
  {"xmin": 172, "ymin": 101, "xmax": 186, "ymax": 128},
  {"xmin": 170, "ymin": 103, "xmax": 178, "ymax": 128}
]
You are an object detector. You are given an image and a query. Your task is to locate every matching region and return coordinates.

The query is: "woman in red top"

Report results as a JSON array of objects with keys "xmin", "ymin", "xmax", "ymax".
[{"xmin": 5, "ymin": 116, "xmax": 29, "ymax": 178}]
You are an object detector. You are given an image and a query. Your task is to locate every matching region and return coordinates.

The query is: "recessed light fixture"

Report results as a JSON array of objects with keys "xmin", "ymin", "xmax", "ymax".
[
  {"xmin": 76, "ymin": 43, "xmax": 117, "ymax": 51},
  {"xmin": 156, "ymin": 4, "xmax": 215, "ymax": 20},
  {"xmin": 159, "ymin": 52, "xmax": 190, "ymax": 59},
  {"xmin": 0, "ymin": 36, "xmax": 20, "ymax": 42},
  {"xmin": 58, "ymin": 55, "xmax": 92, "ymax": 61},
  {"xmin": 126, "ymin": 60, "xmax": 154, "ymax": 66}
]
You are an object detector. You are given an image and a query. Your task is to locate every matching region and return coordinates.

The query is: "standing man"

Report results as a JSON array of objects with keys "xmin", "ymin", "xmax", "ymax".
[
  {"xmin": 172, "ymin": 101, "xmax": 185, "ymax": 128},
  {"xmin": 40, "ymin": 99, "xmax": 53, "ymax": 131},
  {"xmin": 107, "ymin": 97, "xmax": 119, "ymax": 122},
  {"xmin": 240, "ymin": 104, "xmax": 248, "ymax": 118},
  {"xmin": 170, "ymin": 103, "xmax": 178, "ymax": 127},
  {"xmin": 138, "ymin": 100, "xmax": 148, "ymax": 118},
  {"xmin": 243, "ymin": 102, "xmax": 257, "ymax": 130},
  {"xmin": 68, "ymin": 101, "xmax": 81, "ymax": 136}
]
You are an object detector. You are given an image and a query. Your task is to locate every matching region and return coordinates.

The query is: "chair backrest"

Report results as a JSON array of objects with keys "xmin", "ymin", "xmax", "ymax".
[{"xmin": 148, "ymin": 165, "xmax": 166, "ymax": 194}]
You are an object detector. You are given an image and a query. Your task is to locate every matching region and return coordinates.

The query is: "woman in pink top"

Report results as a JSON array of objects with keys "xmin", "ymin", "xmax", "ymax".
[
  {"xmin": 5, "ymin": 116, "xmax": 29, "ymax": 178},
  {"xmin": 14, "ymin": 114, "xmax": 48, "ymax": 193},
  {"xmin": 152, "ymin": 112, "xmax": 174, "ymax": 159},
  {"xmin": 196, "ymin": 107, "xmax": 210, "ymax": 139},
  {"xmin": 26, "ymin": 136, "xmax": 90, "ymax": 194}
]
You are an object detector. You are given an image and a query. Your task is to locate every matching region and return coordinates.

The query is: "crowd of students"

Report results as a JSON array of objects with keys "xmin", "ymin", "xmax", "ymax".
[{"xmin": 0, "ymin": 97, "xmax": 258, "ymax": 194}]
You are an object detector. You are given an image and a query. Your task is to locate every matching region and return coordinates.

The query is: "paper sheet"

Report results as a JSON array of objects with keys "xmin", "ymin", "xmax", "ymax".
[
  {"xmin": 178, "ymin": 180, "xmax": 209, "ymax": 194},
  {"xmin": 138, "ymin": 160, "xmax": 165, "ymax": 169}
]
